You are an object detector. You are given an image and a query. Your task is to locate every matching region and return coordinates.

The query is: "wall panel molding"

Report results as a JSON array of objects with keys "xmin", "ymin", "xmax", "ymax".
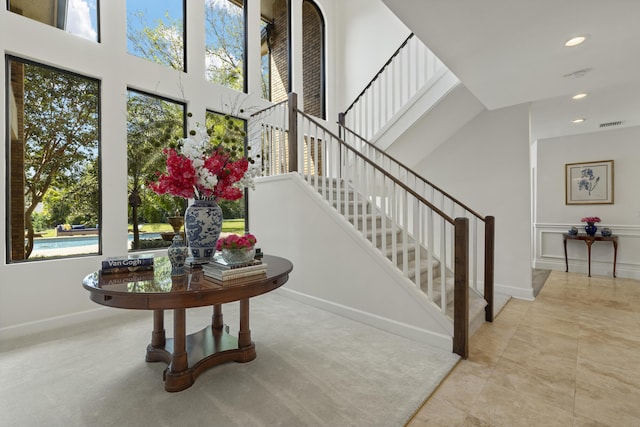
[{"xmin": 534, "ymin": 223, "xmax": 640, "ymax": 280}]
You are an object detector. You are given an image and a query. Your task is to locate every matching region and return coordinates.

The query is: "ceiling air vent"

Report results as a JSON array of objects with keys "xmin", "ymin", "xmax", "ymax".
[{"xmin": 599, "ymin": 121, "xmax": 623, "ymax": 128}]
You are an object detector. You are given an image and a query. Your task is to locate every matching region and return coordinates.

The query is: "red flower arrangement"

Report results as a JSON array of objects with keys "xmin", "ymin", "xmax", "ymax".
[
  {"xmin": 581, "ymin": 217, "xmax": 601, "ymax": 224},
  {"xmin": 149, "ymin": 124, "xmax": 253, "ymax": 201},
  {"xmin": 216, "ymin": 233, "xmax": 257, "ymax": 251}
]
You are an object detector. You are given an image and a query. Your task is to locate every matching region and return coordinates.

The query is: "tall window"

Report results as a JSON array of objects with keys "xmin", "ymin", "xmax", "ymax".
[
  {"xmin": 8, "ymin": 0, "xmax": 99, "ymax": 42},
  {"xmin": 6, "ymin": 57, "xmax": 100, "ymax": 262},
  {"xmin": 3, "ymin": 0, "xmax": 324, "ymax": 262},
  {"xmin": 127, "ymin": 0, "xmax": 185, "ymax": 71},
  {"xmin": 205, "ymin": 0, "xmax": 245, "ymax": 91},
  {"xmin": 205, "ymin": 110, "xmax": 248, "ymax": 230},
  {"xmin": 260, "ymin": 20, "xmax": 272, "ymax": 100},
  {"xmin": 126, "ymin": 90, "xmax": 185, "ymax": 251}
]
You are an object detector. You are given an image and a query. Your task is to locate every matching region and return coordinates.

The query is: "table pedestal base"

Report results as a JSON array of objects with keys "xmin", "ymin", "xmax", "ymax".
[{"xmin": 145, "ymin": 301, "xmax": 255, "ymax": 392}]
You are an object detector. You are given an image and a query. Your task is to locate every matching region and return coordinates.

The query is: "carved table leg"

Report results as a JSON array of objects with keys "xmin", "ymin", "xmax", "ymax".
[
  {"xmin": 213, "ymin": 304, "xmax": 223, "ymax": 332},
  {"xmin": 151, "ymin": 310, "xmax": 165, "ymax": 348},
  {"xmin": 164, "ymin": 308, "xmax": 192, "ymax": 392},
  {"xmin": 613, "ymin": 240, "xmax": 618, "ymax": 278},
  {"xmin": 238, "ymin": 299, "xmax": 251, "ymax": 348},
  {"xmin": 585, "ymin": 240, "xmax": 594, "ymax": 277},
  {"xmin": 146, "ymin": 310, "xmax": 166, "ymax": 363},
  {"xmin": 563, "ymin": 237, "xmax": 569, "ymax": 272}
]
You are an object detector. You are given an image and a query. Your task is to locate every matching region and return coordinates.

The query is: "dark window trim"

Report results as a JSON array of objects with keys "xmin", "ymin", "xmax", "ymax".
[{"xmin": 5, "ymin": 54, "xmax": 103, "ymax": 263}]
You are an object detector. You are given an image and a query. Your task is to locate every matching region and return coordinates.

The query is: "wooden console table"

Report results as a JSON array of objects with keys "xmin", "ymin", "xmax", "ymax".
[
  {"xmin": 83, "ymin": 255, "xmax": 293, "ymax": 392},
  {"xmin": 563, "ymin": 233, "xmax": 618, "ymax": 278}
]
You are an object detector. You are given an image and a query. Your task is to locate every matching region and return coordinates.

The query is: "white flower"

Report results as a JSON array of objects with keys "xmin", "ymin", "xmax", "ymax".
[
  {"xmin": 194, "ymin": 125, "xmax": 210, "ymax": 143},
  {"xmin": 198, "ymin": 169, "xmax": 218, "ymax": 188},
  {"xmin": 181, "ymin": 138, "xmax": 203, "ymax": 160},
  {"xmin": 181, "ymin": 124, "xmax": 210, "ymax": 161}
]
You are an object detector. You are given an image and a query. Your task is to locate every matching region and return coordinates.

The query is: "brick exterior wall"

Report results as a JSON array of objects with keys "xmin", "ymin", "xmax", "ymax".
[
  {"xmin": 302, "ymin": 1, "xmax": 323, "ymax": 118},
  {"xmin": 269, "ymin": 0, "xmax": 324, "ymax": 118},
  {"xmin": 270, "ymin": 0, "xmax": 289, "ymax": 104},
  {"xmin": 9, "ymin": 60, "xmax": 26, "ymax": 260}
]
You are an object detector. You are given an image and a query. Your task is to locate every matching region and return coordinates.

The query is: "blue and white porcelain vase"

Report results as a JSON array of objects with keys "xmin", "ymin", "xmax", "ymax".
[
  {"xmin": 184, "ymin": 200, "xmax": 223, "ymax": 262},
  {"xmin": 584, "ymin": 222, "xmax": 597, "ymax": 236},
  {"xmin": 168, "ymin": 234, "xmax": 189, "ymax": 275}
]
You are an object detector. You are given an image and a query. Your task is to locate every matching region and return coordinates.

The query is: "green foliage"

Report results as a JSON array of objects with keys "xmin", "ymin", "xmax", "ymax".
[
  {"xmin": 138, "ymin": 190, "xmax": 186, "ymax": 224},
  {"xmin": 222, "ymin": 218, "xmax": 246, "ymax": 233},
  {"xmin": 42, "ymin": 188, "xmax": 71, "ymax": 227},
  {"xmin": 67, "ymin": 159, "xmax": 100, "ymax": 226},
  {"xmin": 205, "ymin": 1, "xmax": 244, "ymax": 90},
  {"xmin": 127, "ymin": 91, "xmax": 183, "ymax": 182},
  {"xmin": 18, "ymin": 60, "xmax": 99, "ymax": 257},
  {"xmin": 30, "ymin": 212, "xmax": 48, "ymax": 232},
  {"xmin": 127, "ymin": 90, "xmax": 184, "ymax": 225},
  {"xmin": 138, "ymin": 239, "xmax": 172, "ymax": 249},
  {"xmin": 23, "ymin": 64, "xmax": 99, "ymax": 192},
  {"xmin": 206, "ymin": 111, "xmax": 247, "ymax": 156},
  {"xmin": 205, "ymin": 111, "xmax": 248, "ymax": 219},
  {"xmin": 127, "ymin": 10, "xmax": 184, "ymax": 70},
  {"xmin": 219, "ymin": 199, "xmax": 245, "ymax": 219}
]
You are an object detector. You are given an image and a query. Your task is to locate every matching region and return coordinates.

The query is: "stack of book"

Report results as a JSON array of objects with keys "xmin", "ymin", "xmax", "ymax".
[
  {"xmin": 101, "ymin": 255, "xmax": 154, "ymax": 274},
  {"xmin": 201, "ymin": 257, "xmax": 267, "ymax": 286}
]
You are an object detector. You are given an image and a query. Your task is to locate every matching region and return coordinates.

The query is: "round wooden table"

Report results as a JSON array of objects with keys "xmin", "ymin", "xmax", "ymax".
[{"xmin": 83, "ymin": 255, "xmax": 293, "ymax": 392}]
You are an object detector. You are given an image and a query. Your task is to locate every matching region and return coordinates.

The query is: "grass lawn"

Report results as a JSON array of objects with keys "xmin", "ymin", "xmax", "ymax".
[
  {"xmin": 140, "ymin": 219, "xmax": 245, "ymax": 233},
  {"xmin": 36, "ymin": 219, "xmax": 246, "ymax": 238}
]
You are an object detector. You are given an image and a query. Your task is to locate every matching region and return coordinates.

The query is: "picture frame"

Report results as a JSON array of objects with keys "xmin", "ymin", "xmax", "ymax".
[{"xmin": 565, "ymin": 160, "xmax": 614, "ymax": 205}]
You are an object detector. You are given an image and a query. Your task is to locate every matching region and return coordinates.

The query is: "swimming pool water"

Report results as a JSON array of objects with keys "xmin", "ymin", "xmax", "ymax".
[{"xmin": 32, "ymin": 233, "xmax": 162, "ymax": 250}]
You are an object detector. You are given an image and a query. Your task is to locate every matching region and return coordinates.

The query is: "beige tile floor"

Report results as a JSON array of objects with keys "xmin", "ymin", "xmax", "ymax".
[{"xmin": 407, "ymin": 271, "xmax": 640, "ymax": 427}]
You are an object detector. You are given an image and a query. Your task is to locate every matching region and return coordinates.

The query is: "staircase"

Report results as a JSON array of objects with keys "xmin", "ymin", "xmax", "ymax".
[
  {"xmin": 308, "ymin": 175, "xmax": 488, "ymax": 337},
  {"xmin": 248, "ymin": 94, "xmax": 494, "ymax": 357},
  {"xmin": 247, "ymin": 32, "xmax": 495, "ymax": 357}
]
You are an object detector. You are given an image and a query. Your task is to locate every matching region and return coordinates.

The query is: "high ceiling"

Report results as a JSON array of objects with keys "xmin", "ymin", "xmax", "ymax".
[{"xmin": 382, "ymin": 0, "xmax": 640, "ymax": 140}]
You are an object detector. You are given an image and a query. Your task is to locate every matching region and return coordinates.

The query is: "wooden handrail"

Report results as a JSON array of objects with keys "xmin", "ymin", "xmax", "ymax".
[
  {"xmin": 343, "ymin": 33, "xmax": 414, "ymax": 115},
  {"xmin": 339, "ymin": 120, "xmax": 495, "ymax": 329},
  {"xmin": 250, "ymin": 98, "xmax": 289, "ymax": 118},
  {"xmin": 252, "ymin": 92, "xmax": 495, "ymax": 359},
  {"xmin": 339, "ymin": 122, "xmax": 488, "ymax": 223},
  {"xmin": 296, "ymin": 109, "xmax": 455, "ymax": 225}
]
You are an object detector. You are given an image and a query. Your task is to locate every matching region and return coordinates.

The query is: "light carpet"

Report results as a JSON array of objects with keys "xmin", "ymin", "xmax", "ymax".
[{"xmin": 0, "ymin": 292, "xmax": 458, "ymax": 427}]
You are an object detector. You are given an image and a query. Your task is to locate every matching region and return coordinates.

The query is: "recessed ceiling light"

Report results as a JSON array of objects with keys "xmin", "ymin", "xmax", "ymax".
[
  {"xmin": 572, "ymin": 118, "xmax": 586, "ymax": 123},
  {"xmin": 572, "ymin": 93, "xmax": 588, "ymax": 100},
  {"xmin": 565, "ymin": 35, "xmax": 589, "ymax": 47}
]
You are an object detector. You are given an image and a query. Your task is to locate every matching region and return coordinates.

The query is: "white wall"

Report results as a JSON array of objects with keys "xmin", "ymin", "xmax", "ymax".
[
  {"xmin": 0, "ymin": 0, "xmax": 421, "ymax": 338},
  {"xmin": 333, "ymin": 0, "xmax": 410, "ymax": 111},
  {"xmin": 0, "ymin": 1, "xmax": 270, "ymax": 338},
  {"xmin": 413, "ymin": 103, "xmax": 534, "ymax": 299},
  {"xmin": 534, "ymin": 126, "xmax": 640, "ymax": 279},
  {"xmin": 248, "ymin": 174, "xmax": 453, "ymax": 350}
]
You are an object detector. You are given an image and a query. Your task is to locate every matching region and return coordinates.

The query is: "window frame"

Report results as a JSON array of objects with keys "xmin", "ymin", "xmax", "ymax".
[{"xmin": 5, "ymin": 54, "xmax": 103, "ymax": 263}]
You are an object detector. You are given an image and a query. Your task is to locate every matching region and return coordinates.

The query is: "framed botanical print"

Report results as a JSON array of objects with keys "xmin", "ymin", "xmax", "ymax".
[{"xmin": 565, "ymin": 160, "xmax": 614, "ymax": 205}]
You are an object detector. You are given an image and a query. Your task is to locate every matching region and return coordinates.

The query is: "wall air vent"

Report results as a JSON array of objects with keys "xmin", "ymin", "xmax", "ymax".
[{"xmin": 599, "ymin": 121, "xmax": 623, "ymax": 128}]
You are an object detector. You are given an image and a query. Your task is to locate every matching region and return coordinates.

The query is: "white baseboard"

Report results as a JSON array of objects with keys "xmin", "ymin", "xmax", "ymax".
[
  {"xmin": 0, "ymin": 306, "xmax": 121, "ymax": 342},
  {"xmin": 534, "ymin": 223, "xmax": 640, "ymax": 281},
  {"xmin": 495, "ymin": 282, "xmax": 534, "ymax": 301},
  {"xmin": 275, "ymin": 287, "xmax": 453, "ymax": 352},
  {"xmin": 534, "ymin": 260, "xmax": 640, "ymax": 281}
]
